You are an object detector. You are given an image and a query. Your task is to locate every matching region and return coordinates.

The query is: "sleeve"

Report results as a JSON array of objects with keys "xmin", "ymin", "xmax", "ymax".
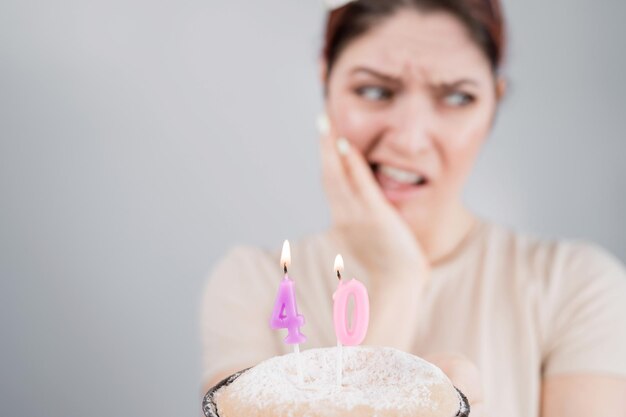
[
  {"xmin": 199, "ymin": 246, "xmax": 284, "ymax": 388},
  {"xmin": 542, "ymin": 242, "xmax": 626, "ymax": 378}
]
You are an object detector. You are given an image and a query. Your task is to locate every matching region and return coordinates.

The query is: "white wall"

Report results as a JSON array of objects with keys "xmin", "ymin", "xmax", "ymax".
[{"xmin": 1, "ymin": 0, "xmax": 624, "ymax": 416}]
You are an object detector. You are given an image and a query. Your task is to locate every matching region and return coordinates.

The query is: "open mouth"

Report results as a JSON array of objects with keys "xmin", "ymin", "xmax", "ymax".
[
  {"xmin": 371, "ymin": 163, "xmax": 429, "ymax": 186},
  {"xmin": 370, "ymin": 163, "xmax": 430, "ymax": 202}
]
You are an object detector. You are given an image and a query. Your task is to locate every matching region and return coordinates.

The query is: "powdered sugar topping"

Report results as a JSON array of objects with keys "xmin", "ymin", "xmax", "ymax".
[{"xmin": 223, "ymin": 346, "xmax": 453, "ymax": 412}]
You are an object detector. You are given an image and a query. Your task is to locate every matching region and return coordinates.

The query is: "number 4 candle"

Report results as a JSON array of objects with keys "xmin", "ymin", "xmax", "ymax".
[
  {"xmin": 270, "ymin": 240, "xmax": 306, "ymax": 383},
  {"xmin": 333, "ymin": 254, "xmax": 370, "ymax": 388}
]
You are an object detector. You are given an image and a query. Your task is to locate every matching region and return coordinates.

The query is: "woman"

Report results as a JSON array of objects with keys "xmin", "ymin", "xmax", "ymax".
[{"xmin": 201, "ymin": 0, "xmax": 626, "ymax": 415}]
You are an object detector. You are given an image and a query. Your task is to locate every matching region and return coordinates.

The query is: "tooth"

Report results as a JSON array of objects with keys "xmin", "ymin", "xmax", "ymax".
[{"xmin": 380, "ymin": 165, "xmax": 423, "ymax": 184}]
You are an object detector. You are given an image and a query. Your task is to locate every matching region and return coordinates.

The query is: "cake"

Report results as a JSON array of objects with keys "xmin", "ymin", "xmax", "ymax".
[{"xmin": 202, "ymin": 346, "xmax": 470, "ymax": 417}]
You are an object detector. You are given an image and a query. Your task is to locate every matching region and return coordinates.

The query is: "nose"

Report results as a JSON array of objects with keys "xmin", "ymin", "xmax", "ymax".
[{"xmin": 386, "ymin": 96, "xmax": 433, "ymax": 154}]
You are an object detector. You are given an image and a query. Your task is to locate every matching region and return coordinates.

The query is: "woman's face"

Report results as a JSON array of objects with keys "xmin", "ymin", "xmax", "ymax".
[{"xmin": 325, "ymin": 8, "xmax": 500, "ymax": 226}]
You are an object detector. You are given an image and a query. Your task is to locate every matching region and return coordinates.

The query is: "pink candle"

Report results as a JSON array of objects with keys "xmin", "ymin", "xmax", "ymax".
[
  {"xmin": 270, "ymin": 240, "xmax": 306, "ymax": 345},
  {"xmin": 333, "ymin": 254, "xmax": 370, "ymax": 345}
]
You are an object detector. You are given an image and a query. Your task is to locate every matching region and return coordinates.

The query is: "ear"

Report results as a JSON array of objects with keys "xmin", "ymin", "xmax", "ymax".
[{"xmin": 495, "ymin": 76, "xmax": 507, "ymax": 101}]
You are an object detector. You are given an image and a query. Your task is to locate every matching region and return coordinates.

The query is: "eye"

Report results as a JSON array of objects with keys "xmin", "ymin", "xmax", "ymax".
[
  {"xmin": 443, "ymin": 91, "xmax": 475, "ymax": 107},
  {"xmin": 355, "ymin": 86, "xmax": 394, "ymax": 102}
]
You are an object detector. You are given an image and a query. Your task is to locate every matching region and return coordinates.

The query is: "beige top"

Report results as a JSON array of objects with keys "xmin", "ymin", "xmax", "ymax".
[{"xmin": 200, "ymin": 220, "xmax": 626, "ymax": 417}]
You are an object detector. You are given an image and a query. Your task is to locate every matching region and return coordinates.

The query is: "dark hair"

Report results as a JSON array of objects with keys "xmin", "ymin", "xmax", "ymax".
[{"xmin": 322, "ymin": 0, "xmax": 506, "ymax": 78}]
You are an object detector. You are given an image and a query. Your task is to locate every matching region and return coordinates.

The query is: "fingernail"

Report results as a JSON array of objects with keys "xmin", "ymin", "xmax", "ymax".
[
  {"xmin": 337, "ymin": 137, "xmax": 350, "ymax": 155},
  {"xmin": 317, "ymin": 112, "xmax": 330, "ymax": 135}
]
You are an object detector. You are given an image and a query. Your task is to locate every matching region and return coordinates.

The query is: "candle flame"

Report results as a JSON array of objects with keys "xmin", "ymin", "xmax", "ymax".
[
  {"xmin": 281, "ymin": 240, "xmax": 291, "ymax": 273},
  {"xmin": 334, "ymin": 254, "xmax": 344, "ymax": 280}
]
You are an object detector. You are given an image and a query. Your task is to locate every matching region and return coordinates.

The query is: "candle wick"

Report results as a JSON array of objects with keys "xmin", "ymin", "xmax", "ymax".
[
  {"xmin": 336, "ymin": 270, "xmax": 341, "ymax": 281},
  {"xmin": 283, "ymin": 264, "xmax": 288, "ymax": 274}
]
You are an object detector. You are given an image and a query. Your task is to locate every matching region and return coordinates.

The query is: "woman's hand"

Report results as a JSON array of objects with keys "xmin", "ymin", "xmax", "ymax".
[
  {"xmin": 424, "ymin": 353, "xmax": 487, "ymax": 417},
  {"xmin": 319, "ymin": 118, "xmax": 427, "ymax": 279},
  {"xmin": 319, "ymin": 116, "xmax": 429, "ymax": 349}
]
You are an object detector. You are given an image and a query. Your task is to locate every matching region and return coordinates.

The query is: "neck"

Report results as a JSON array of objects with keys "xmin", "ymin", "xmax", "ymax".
[{"xmin": 411, "ymin": 203, "xmax": 477, "ymax": 266}]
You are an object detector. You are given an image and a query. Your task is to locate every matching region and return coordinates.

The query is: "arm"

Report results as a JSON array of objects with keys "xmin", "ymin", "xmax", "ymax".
[
  {"xmin": 320, "ymin": 125, "xmax": 428, "ymax": 352},
  {"xmin": 540, "ymin": 243, "xmax": 626, "ymax": 416},
  {"xmin": 541, "ymin": 374, "xmax": 626, "ymax": 417}
]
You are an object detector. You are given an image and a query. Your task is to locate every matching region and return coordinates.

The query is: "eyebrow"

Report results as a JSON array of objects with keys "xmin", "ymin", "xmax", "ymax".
[
  {"xmin": 350, "ymin": 66, "xmax": 480, "ymax": 88},
  {"xmin": 350, "ymin": 67, "xmax": 401, "ymax": 83},
  {"xmin": 437, "ymin": 79, "xmax": 480, "ymax": 89}
]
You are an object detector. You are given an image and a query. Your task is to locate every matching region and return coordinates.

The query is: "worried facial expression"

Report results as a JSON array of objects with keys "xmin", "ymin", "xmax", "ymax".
[{"xmin": 325, "ymin": 8, "xmax": 501, "ymax": 224}]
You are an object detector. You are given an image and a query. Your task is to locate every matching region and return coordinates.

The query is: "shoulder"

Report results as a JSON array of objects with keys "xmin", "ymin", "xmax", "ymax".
[
  {"xmin": 554, "ymin": 240, "xmax": 626, "ymax": 286},
  {"xmin": 211, "ymin": 244, "xmax": 275, "ymax": 272},
  {"xmin": 480, "ymin": 221, "xmax": 626, "ymax": 288},
  {"xmin": 203, "ymin": 245, "xmax": 277, "ymax": 302},
  {"xmin": 206, "ymin": 231, "xmax": 336, "ymax": 285},
  {"xmin": 541, "ymin": 239, "xmax": 626, "ymax": 314}
]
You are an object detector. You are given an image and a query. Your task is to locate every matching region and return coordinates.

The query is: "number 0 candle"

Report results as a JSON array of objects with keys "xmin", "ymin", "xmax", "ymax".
[
  {"xmin": 333, "ymin": 254, "xmax": 370, "ymax": 345},
  {"xmin": 333, "ymin": 254, "xmax": 370, "ymax": 388}
]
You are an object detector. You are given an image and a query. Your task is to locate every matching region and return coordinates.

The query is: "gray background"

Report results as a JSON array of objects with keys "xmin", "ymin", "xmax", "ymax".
[{"xmin": 1, "ymin": 0, "xmax": 624, "ymax": 416}]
